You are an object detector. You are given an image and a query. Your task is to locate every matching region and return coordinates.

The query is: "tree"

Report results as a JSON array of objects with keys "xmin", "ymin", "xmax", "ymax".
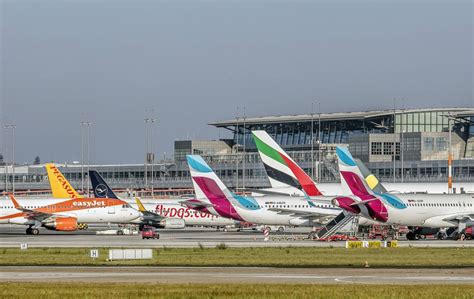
[
  {"xmin": 33, "ymin": 156, "xmax": 41, "ymax": 165},
  {"xmin": 0, "ymin": 153, "xmax": 4, "ymax": 165}
]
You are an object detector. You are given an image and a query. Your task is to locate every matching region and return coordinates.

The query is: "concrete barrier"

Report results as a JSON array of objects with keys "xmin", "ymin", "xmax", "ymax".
[{"xmin": 108, "ymin": 249, "xmax": 153, "ymax": 260}]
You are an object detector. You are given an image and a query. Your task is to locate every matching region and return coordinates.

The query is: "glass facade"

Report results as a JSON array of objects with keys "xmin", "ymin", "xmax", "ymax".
[
  {"xmin": 228, "ymin": 109, "xmax": 469, "ymax": 153},
  {"xmin": 233, "ymin": 115, "xmax": 393, "ymax": 149},
  {"xmin": 395, "ymin": 111, "xmax": 450, "ymax": 133}
]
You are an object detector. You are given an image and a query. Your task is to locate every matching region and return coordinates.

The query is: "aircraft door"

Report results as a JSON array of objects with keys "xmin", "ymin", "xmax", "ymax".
[{"xmin": 108, "ymin": 201, "xmax": 115, "ymax": 214}]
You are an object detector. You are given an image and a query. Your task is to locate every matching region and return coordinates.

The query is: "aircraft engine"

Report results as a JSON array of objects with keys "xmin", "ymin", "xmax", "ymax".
[
  {"xmin": 159, "ymin": 218, "xmax": 186, "ymax": 229},
  {"xmin": 43, "ymin": 217, "xmax": 78, "ymax": 231}
]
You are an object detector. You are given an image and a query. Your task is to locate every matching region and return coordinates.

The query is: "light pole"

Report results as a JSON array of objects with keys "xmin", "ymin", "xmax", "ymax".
[
  {"xmin": 80, "ymin": 122, "xmax": 84, "ymax": 194},
  {"xmin": 235, "ymin": 107, "xmax": 239, "ymax": 190},
  {"xmin": 4, "ymin": 124, "xmax": 16, "ymax": 194},
  {"xmin": 87, "ymin": 122, "xmax": 92, "ymax": 197},
  {"xmin": 310, "ymin": 103, "xmax": 314, "ymax": 180},
  {"xmin": 2, "ymin": 128, "xmax": 7, "ymax": 193},
  {"xmin": 400, "ymin": 102, "xmax": 405, "ymax": 183},
  {"xmin": 144, "ymin": 118, "xmax": 149, "ymax": 190},
  {"xmin": 393, "ymin": 99, "xmax": 396, "ymax": 183},
  {"xmin": 145, "ymin": 117, "xmax": 157, "ymax": 196},
  {"xmin": 317, "ymin": 103, "xmax": 321, "ymax": 183},
  {"xmin": 80, "ymin": 121, "xmax": 92, "ymax": 196},
  {"xmin": 148, "ymin": 118, "xmax": 157, "ymax": 198},
  {"xmin": 242, "ymin": 106, "xmax": 246, "ymax": 191}
]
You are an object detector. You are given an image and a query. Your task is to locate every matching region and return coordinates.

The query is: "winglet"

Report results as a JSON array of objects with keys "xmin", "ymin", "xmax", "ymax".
[
  {"xmin": 8, "ymin": 193, "xmax": 22, "ymax": 209},
  {"xmin": 135, "ymin": 197, "xmax": 147, "ymax": 212}
]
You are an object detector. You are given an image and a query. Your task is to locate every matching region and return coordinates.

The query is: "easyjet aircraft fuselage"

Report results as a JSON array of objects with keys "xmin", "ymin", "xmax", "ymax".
[{"xmin": 0, "ymin": 197, "xmax": 140, "ymax": 234}]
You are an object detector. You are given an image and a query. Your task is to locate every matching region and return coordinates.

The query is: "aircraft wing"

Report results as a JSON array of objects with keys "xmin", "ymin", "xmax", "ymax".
[
  {"xmin": 8, "ymin": 194, "xmax": 55, "ymax": 221},
  {"xmin": 442, "ymin": 213, "xmax": 474, "ymax": 223},
  {"xmin": 179, "ymin": 199, "xmax": 215, "ymax": 209},
  {"xmin": 349, "ymin": 197, "xmax": 381, "ymax": 206}
]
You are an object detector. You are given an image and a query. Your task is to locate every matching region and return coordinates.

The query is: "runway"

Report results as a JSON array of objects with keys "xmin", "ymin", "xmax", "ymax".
[
  {"xmin": 1, "ymin": 226, "xmax": 473, "ymax": 248},
  {"xmin": 1, "ymin": 266, "xmax": 473, "ymax": 284}
]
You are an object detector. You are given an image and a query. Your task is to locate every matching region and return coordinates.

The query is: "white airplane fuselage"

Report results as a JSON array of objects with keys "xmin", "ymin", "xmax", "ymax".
[
  {"xmin": 0, "ymin": 197, "xmax": 140, "ymax": 226},
  {"xmin": 199, "ymin": 195, "xmax": 342, "ymax": 227},
  {"xmin": 134, "ymin": 201, "xmax": 237, "ymax": 227},
  {"xmin": 381, "ymin": 194, "xmax": 474, "ymax": 227}
]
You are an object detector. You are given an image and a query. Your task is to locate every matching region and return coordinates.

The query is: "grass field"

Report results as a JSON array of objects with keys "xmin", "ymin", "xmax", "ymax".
[
  {"xmin": 1, "ymin": 283, "xmax": 473, "ymax": 299},
  {"xmin": 0, "ymin": 247, "xmax": 473, "ymax": 267}
]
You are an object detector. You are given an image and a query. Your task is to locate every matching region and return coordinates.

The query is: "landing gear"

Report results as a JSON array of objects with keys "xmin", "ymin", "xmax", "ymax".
[
  {"xmin": 77, "ymin": 223, "xmax": 89, "ymax": 230},
  {"xmin": 452, "ymin": 232, "xmax": 466, "ymax": 241},
  {"xmin": 26, "ymin": 227, "xmax": 39, "ymax": 235},
  {"xmin": 406, "ymin": 231, "xmax": 419, "ymax": 240}
]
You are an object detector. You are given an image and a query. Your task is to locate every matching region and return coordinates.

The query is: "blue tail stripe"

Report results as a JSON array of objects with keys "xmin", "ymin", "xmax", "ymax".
[
  {"xmin": 336, "ymin": 147, "xmax": 357, "ymax": 166},
  {"xmin": 186, "ymin": 155, "xmax": 212, "ymax": 173}
]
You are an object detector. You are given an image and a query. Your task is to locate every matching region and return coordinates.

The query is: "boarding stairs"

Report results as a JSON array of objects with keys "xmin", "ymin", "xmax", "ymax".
[{"xmin": 315, "ymin": 212, "xmax": 356, "ymax": 239}]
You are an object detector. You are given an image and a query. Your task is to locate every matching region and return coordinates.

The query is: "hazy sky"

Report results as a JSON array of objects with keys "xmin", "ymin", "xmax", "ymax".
[{"xmin": 1, "ymin": 0, "xmax": 472, "ymax": 164}]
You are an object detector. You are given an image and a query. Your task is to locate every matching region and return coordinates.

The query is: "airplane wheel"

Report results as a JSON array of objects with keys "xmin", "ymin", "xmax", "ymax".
[
  {"xmin": 31, "ymin": 228, "xmax": 40, "ymax": 235},
  {"xmin": 406, "ymin": 232, "xmax": 415, "ymax": 240}
]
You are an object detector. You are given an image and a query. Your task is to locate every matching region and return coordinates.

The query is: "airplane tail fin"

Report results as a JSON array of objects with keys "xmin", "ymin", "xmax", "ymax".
[
  {"xmin": 355, "ymin": 158, "xmax": 387, "ymax": 194},
  {"xmin": 45, "ymin": 163, "xmax": 82, "ymax": 199},
  {"xmin": 89, "ymin": 170, "xmax": 119, "ymax": 199},
  {"xmin": 186, "ymin": 155, "xmax": 245, "ymax": 220},
  {"xmin": 186, "ymin": 155, "xmax": 233, "ymax": 203},
  {"xmin": 252, "ymin": 130, "xmax": 322, "ymax": 196},
  {"xmin": 336, "ymin": 146, "xmax": 374, "ymax": 198}
]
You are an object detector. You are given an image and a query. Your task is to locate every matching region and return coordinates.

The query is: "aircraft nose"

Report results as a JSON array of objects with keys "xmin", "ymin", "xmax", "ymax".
[
  {"xmin": 128, "ymin": 208, "xmax": 140, "ymax": 220},
  {"xmin": 133, "ymin": 208, "xmax": 140, "ymax": 218}
]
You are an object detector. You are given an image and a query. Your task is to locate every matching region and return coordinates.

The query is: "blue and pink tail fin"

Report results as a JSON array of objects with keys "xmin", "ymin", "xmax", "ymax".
[
  {"xmin": 186, "ymin": 155, "xmax": 245, "ymax": 220},
  {"xmin": 186, "ymin": 155, "xmax": 231, "ymax": 201},
  {"xmin": 336, "ymin": 146, "xmax": 375, "ymax": 200},
  {"xmin": 336, "ymin": 147, "xmax": 389, "ymax": 222}
]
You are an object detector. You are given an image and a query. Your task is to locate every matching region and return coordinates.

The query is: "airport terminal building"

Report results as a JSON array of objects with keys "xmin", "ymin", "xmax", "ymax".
[{"xmin": 1, "ymin": 107, "xmax": 473, "ymax": 193}]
